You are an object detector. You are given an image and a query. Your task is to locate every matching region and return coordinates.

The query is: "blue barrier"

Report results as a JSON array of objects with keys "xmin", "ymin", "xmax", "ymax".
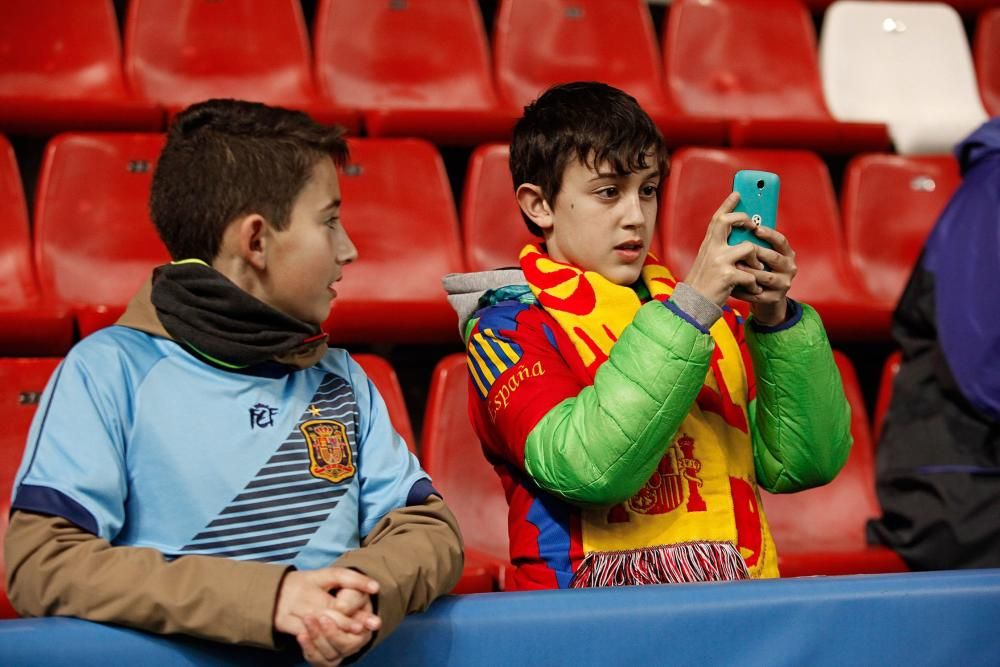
[{"xmin": 2, "ymin": 570, "xmax": 999, "ymax": 666}]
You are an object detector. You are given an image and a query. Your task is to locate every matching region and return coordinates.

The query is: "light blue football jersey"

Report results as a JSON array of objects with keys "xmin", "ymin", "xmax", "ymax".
[{"xmin": 12, "ymin": 326, "xmax": 433, "ymax": 571}]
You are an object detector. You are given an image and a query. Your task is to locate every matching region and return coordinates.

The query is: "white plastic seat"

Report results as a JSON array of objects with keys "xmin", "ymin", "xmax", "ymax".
[{"xmin": 819, "ymin": 1, "xmax": 987, "ymax": 155}]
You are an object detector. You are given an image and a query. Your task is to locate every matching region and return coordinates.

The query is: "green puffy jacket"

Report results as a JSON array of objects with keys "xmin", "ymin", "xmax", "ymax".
[{"xmin": 522, "ymin": 300, "xmax": 853, "ymax": 506}]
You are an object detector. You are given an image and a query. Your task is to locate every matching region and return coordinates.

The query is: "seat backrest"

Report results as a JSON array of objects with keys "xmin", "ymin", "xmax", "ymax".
[
  {"xmin": 975, "ymin": 8, "xmax": 1000, "ymax": 117},
  {"xmin": 0, "ymin": 135, "xmax": 41, "ymax": 309},
  {"xmin": 0, "ymin": 0, "xmax": 131, "ymax": 100},
  {"xmin": 125, "ymin": 0, "xmax": 317, "ymax": 108},
  {"xmin": 664, "ymin": 0, "xmax": 829, "ymax": 119},
  {"xmin": 314, "ymin": 0, "xmax": 497, "ymax": 110},
  {"xmin": 841, "ymin": 154, "xmax": 961, "ymax": 307},
  {"xmin": 873, "ymin": 349, "xmax": 902, "ymax": 444},
  {"xmin": 493, "ymin": 0, "xmax": 666, "ymax": 109},
  {"xmin": 0, "ymin": 357, "xmax": 62, "ymax": 618},
  {"xmin": 820, "ymin": 1, "xmax": 987, "ymax": 153},
  {"xmin": 351, "ymin": 353, "xmax": 416, "ymax": 453},
  {"xmin": 33, "ymin": 134, "xmax": 170, "ymax": 327},
  {"xmin": 462, "ymin": 143, "xmax": 536, "ymax": 272},
  {"xmin": 759, "ymin": 351, "xmax": 880, "ymax": 553},
  {"xmin": 325, "ymin": 138, "xmax": 464, "ymax": 342},
  {"xmin": 660, "ymin": 147, "xmax": 852, "ymax": 310},
  {"xmin": 421, "ymin": 353, "xmax": 509, "ymax": 559}
]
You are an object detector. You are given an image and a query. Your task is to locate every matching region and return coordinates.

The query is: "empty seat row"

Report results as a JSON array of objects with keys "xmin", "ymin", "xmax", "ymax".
[
  {"xmin": 0, "ymin": 346, "xmax": 908, "ymax": 610},
  {"xmin": 2, "ymin": 1, "xmax": 997, "ymax": 153},
  {"xmin": 0, "ymin": 134, "xmax": 960, "ymax": 354}
]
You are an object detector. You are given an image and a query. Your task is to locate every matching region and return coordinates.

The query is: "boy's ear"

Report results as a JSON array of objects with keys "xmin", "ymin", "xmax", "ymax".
[
  {"xmin": 515, "ymin": 183, "xmax": 554, "ymax": 232},
  {"xmin": 234, "ymin": 213, "xmax": 270, "ymax": 270}
]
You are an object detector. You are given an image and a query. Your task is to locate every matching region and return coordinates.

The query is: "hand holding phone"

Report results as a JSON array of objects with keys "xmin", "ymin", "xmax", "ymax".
[{"xmin": 727, "ymin": 170, "xmax": 779, "ymax": 250}]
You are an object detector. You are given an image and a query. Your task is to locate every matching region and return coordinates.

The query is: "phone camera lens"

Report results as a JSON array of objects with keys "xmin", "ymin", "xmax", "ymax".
[{"xmin": 756, "ymin": 179, "xmax": 765, "ymax": 189}]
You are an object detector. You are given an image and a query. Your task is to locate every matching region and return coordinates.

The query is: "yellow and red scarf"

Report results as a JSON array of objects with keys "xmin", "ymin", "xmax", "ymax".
[{"xmin": 520, "ymin": 244, "xmax": 779, "ymax": 584}]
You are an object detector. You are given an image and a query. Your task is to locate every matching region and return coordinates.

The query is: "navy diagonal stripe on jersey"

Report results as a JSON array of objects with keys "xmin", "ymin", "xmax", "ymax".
[
  {"xmin": 190, "ymin": 538, "xmax": 312, "ymax": 559},
  {"xmin": 265, "ymin": 451, "xmax": 310, "ymax": 465},
  {"xmin": 219, "ymin": 487, "xmax": 346, "ymax": 515},
  {"xmin": 191, "ymin": 512, "xmax": 332, "ymax": 540},
  {"xmin": 245, "ymin": 472, "xmax": 317, "ymax": 488},
  {"xmin": 256, "ymin": 551, "xmax": 305, "ymax": 563},
  {"xmin": 182, "ymin": 525, "xmax": 320, "ymax": 551},
  {"xmin": 205, "ymin": 499, "xmax": 343, "ymax": 528},
  {"xmin": 256, "ymin": 463, "xmax": 307, "ymax": 476},
  {"xmin": 234, "ymin": 480, "xmax": 331, "ymax": 502}
]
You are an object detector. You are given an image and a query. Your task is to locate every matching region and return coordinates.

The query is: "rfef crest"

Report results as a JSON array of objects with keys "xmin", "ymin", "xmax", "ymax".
[{"xmin": 300, "ymin": 419, "xmax": 355, "ymax": 483}]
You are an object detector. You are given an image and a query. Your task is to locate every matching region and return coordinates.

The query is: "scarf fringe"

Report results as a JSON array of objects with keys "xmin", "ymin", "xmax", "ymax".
[{"xmin": 570, "ymin": 542, "xmax": 750, "ymax": 588}]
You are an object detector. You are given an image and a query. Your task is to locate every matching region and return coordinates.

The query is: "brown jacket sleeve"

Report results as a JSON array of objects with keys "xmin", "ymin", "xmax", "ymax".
[
  {"xmin": 332, "ymin": 493, "xmax": 464, "ymax": 651},
  {"xmin": 5, "ymin": 493, "xmax": 463, "ymax": 652},
  {"xmin": 4, "ymin": 510, "xmax": 290, "ymax": 648}
]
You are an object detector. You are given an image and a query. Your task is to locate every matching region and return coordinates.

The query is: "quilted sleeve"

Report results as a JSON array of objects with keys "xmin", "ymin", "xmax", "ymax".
[{"xmin": 746, "ymin": 303, "xmax": 853, "ymax": 493}]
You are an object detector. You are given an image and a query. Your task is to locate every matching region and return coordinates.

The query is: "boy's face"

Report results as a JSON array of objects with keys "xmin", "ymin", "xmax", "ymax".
[
  {"xmin": 264, "ymin": 156, "xmax": 357, "ymax": 325},
  {"xmin": 541, "ymin": 154, "xmax": 660, "ymax": 285}
]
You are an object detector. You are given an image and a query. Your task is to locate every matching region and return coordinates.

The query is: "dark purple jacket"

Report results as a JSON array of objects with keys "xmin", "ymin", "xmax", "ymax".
[{"xmin": 870, "ymin": 118, "xmax": 1000, "ymax": 571}]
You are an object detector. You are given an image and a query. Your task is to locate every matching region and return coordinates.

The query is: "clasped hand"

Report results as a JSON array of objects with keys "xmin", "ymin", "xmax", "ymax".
[{"xmin": 274, "ymin": 566, "xmax": 382, "ymax": 666}]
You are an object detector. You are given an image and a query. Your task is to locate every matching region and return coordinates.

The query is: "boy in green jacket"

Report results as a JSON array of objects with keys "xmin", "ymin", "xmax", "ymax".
[{"xmin": 445, "ymin": 81, "xmax": 851, "ymax": 589}]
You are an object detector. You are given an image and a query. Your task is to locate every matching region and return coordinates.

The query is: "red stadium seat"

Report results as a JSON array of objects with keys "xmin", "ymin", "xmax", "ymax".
[
  {"xmin": 663, "ymin": 0, "xmax": 888, "ymax": 153},
  {"xmin": 124, "ymin": 0, "xmax": 357, "ymax": 130},
  {"xmin": 760, "ymin": 351, "xmax": 908, "ymax": 576},
  {"xmin": 352, "ymin": 353, "xmax": 417, "ymax": 453},
  {"xmin": 660, "ymin": 147, "xmax": 886, "ymax": 339},
  {"xmin": 33, "ymin": 133, "xmax": 171, "ymax": 338},
  {"xmin": 0, "ymin": 136, "xmax": 73, "ymax": 354},
  {"xmin": 461, "ymin": 144, "xmax": 536, "ymax": 272},
  {"xmin": 314, "ymin": 0, "xmax": 515, "ymax": 145},
  {"xmin": 873, "ymin": 350, "xmax": 902, "ymax": 445},
  {"xmin": 325, "ymin": 139, "xmax": 465, "ymax": 343},
  {"xmin": 0, "ymin": 1, "xmax": 162, "ymax": 133},
  {"xmin": 841, "ymin": 154, "xmax": 961, "ymax": 315},
  {"xmin": 421, "ymin": 353, "xmax": 512, "ymax": 593},
  {"xmin": 0, "ymin": 357, "xmax": 62, "ymax": 619},
  {"xmin": 493, "ymin": 0, "xmax": 725, "ymax": 147},
  {"xmin": 975, "ymin": 8, "xmax": 1000, "ymax": 117}
]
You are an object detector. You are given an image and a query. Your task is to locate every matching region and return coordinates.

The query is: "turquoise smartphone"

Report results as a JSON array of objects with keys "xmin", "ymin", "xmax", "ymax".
[{"xmin": 727, "ymin": 170, "xmax": 779, "ymax": 249}]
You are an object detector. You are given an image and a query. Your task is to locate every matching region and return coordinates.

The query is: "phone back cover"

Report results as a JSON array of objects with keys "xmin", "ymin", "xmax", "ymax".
[{"xmin": 729, "ymin": 170, "xmax": 779, "ymax": 248}]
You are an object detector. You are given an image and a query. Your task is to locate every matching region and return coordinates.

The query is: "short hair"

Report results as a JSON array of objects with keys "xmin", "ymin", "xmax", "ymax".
[
  {"xmin": 509, "ymin": 81, "xmax": 667, "ymax": 237},
  {"xmin": 150, "ymin": 99, "xmax": 349, "ymax": 261}
]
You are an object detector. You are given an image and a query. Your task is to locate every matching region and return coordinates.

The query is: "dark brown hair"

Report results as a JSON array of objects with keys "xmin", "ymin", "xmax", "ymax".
[
  {"xmin": 150, "ymin": 99, "xmax": 348, "ymax": 261},
  {"xmin": 509, "ymin": 82, "xmax": 667, "ymax": 237}
]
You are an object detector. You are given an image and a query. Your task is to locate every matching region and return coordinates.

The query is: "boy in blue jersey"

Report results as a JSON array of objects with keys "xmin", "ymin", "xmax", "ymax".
[{"xmin": 5, "ymin": 100, "xmax": 463, "ymax": 666}]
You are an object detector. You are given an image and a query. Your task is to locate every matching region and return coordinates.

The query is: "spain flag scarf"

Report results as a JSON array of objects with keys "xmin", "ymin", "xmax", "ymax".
[{"xmin": 519, "ymin": 243, "xmax": 780, "ymax": 585}]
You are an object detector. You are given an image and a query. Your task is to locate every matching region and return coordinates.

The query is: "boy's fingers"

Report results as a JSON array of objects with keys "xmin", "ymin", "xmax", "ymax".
[
  {"xmin": 755, "ymin": 247, "xmax": 794, "ymax": 274},
  {"xmin": 753, "ymin": 225, "xmax": 792, "ymax": 255},
  {"xmin": 712, "ymin": 192, "xmax": 741, "ymax": 220},
  {"xmin": 710, "ymin": 211, "xmax": 752, "ymax": 243},
  {"xmin": 301, "ymin": 621, "xmax": 342, "ymax": 666},
  {"xmin": 316, "ymin": 567, "xmax": 380, "ymax": 595},
  {"xmin": 329, "ymin": 588, "xmax": 367, "ymax": 615},
  {"xmin": 743, "ymin": 268, "xmax": 787, "ymax": 291},
  {"xmin": 724, "ymin": 241, "xmax": 759, "ymax": 264},
  {"xmin": 342, "ymin": 608, "xmax": 381, "ymax": 632},
  {"xmin": 320, "ymin": 608, "xmax": 364, "ymax": 635}
]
